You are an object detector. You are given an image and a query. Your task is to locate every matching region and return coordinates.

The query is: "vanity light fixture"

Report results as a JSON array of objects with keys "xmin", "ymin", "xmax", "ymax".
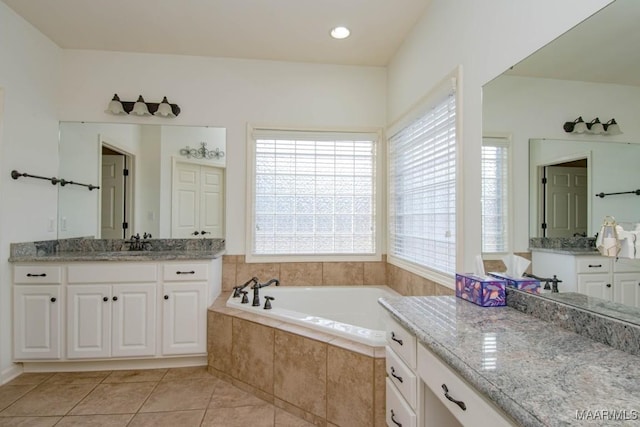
[
  {"xmin": 563, "ymin": 116, "xmax": 622, "ymax": 135},
  {"xmin": 179, "ymin": 142, "xmax": 225, "ymax": 160},
  {"xmin": 330, "ymin": 26, "xmax": 350, "ymax": 39},
  {"xmin": 105, "ymin": 94, "xmax": 181, "ymax": 117}
]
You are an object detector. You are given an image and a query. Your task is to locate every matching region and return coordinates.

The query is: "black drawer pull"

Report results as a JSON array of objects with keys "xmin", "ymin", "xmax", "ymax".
[
  {"xmin": 390, "ymin": 409, "xmax": 402, "ymax": 426},
  {"xmin": 112, "ymin": 296, "xmax": 118, "ymax": 301},
  {"xmin": 391, "ymin": 331, "xmax": 403, "ymax": 346},
  {"xmin": 176, "ymin": 271, "xmax": 195, "ymax": 275},
  {"xmin": 50, "ymin": 297, "xmax": 56, "ymax": 303},
  {"xmin": 103, "ymin": 297, "xmax": 108, "ymax": 302},
  {"xmin": 588, "ymin": 264, "xmax": 602, "ymax": 268},
  {"xmin": 442, "ymin": 384, "xmax": 466, "ymax": 411},
  {"xmin": 606, "ymin": 283, "xmax": 612, "ymax": 288},
  {"xmin": 27, "ymin": 273, "xmax": 47, "ymax": 277},
  {"xmin": 390, "ymin": 366, "xmax": 403, "ymax": 383},
  {"xmin": 164, "ymin": 295, "xmax": 169, "ymax": 300}
]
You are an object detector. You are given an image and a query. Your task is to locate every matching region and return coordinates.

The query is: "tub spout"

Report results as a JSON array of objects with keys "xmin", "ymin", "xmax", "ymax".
[{"xmin": 251, "ymin": 278, "xmax": 280, "ymax": 306}]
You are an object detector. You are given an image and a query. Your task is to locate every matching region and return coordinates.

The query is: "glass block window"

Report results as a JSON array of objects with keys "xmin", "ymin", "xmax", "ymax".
[
  {"xmin": 249, "ymin": 129, "xmax": 378, "ymax": 257},
  {"xmin": 482, "ymin": 138, "xmax": 510, "ymax": 253},
  {"xmin": 388, "ymin": 80, "xmax": 457, "ymax": 276}
]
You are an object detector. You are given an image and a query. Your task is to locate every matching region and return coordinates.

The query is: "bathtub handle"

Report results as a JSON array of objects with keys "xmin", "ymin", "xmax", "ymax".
[
  {"xmin": 390, "ymin": 409, "xmax": 402, "ymax": 426},
  {"xmin": 391, "ymin": 332, "xmax": 403, "ymax": 346},
  {"xmin": 390, "ymin": 366, "xmax": 403, "ymax": 383}
]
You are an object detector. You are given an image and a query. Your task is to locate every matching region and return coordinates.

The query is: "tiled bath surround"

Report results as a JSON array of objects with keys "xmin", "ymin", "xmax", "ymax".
[{"xmin": 208, "ymin": 296, "xmax": 386, "ymax": 427}]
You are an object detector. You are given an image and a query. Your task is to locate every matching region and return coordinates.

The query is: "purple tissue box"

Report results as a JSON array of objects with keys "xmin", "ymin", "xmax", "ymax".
[
  {"xmin": 488, "ymin": 272, "xmax": 540, "ymax": 294},
  {"xmin": 455, "ymin": 273, "xmax": 506, "ymax": 307}
]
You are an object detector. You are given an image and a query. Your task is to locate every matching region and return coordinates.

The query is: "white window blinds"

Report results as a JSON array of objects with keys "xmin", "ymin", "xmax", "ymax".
[
  {"xmin": 481, "ymin": 138, "xmax": 510, "ymax": 253},
  {"xmin": 250, "ymin": 129, "xmax": 377, "ymax": 256},
  {"xmin": 388, "ymin": 87, "xmax": 457, "ymax": 276}
]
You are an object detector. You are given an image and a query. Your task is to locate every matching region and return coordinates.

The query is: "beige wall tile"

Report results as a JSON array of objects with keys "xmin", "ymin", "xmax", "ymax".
[
  {"xmin": 409, "ymin": 275, "xmax": 436, "ymax": 296},
  {"xmin": 363, "ymin": 262, "xmax": 387, "ymax": 286},
  {"xmin": 236, "ymin": 263, "xmax": 281, "ymax": 285},
  {"xmin": 222, "ymin": 262, "xmax": 238, "ymax": 292},
  {"xmin": 274, "ymin": 331, "xmax": 327, "ymax": 418},
  {"xmin": 274, "ymin": 399, "xmax": 326, "ymax": 427},
  {"xmin": 231, "ymin": 318, "xmax": 275, "ymax": 395},
  {"xmin": 326, "ymin": 346, "xmax": 374, "ymax": 427},
  {"xmin": 322, "ymin": 262, "xmax": 363, "ymax": 285},
  {"xmin": 280, "ymin": 263, "xmax": 323, "ymax": 286},
  {"xmin": 208, "ymin": 312, "xmax": 233, "ymax": 373},
  {"xmin": 373, "ymin": 358, "xmax": 386, "ymax": 427},
  {"xmin": 435, "ymin": 283, "xmax": 455, "ymax": 296}
]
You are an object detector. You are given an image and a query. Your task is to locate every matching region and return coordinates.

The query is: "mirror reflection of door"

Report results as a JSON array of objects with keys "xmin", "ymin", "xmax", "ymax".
[
  {"xmin": 100, "ymin": 145, "xmax": 133, "ymax": 239},
  {"xmin": 171, "ymin": 161, "xmax": 224, "ymax": 238},
  {"xmin": 540, "ymin": 159, "xmax": 588, "ymax": 238}
]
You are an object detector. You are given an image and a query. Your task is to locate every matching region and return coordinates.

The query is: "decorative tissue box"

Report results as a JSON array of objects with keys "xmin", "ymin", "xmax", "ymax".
[
  {"xmin": 488, "ymin": 272, "xmax": 540, "ymax": 294},
  {"xmin": 455, "ymin": 274, "xmax": 506, "ymax": 307}
]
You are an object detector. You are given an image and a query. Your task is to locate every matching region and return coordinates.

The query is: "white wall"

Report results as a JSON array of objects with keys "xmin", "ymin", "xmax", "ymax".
[
  {"xmin": 0, "ymin": 2, "xmax": 61, "ymax": 382},
  {"xmin": 484, "ymin": 75, "xmax": 640, "ymax": 250},
  {"xmin": 57, "ymin": 50, "xmax": 387, "ymax": 254},
  {"xmin": 386, "ymin": 0, "xmax": 613, "ymax": 272}
]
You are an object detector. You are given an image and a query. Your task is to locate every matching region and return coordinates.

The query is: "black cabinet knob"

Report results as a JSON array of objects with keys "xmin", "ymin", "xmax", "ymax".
[
  {"xmin": 606, "ymin": 283, "xmax": 612, "ymax": 288},
  {"xmin": 103, "ymin": 297, "xmax": 108, "ymax": 302},
  {"xmin": 112, "ymin": 296, "xmax": 118, "ymax": 301},
  {"xmin": 50, "ymin": 297, "xmax": 56, "ymax": 303},
  {"xmin": 164, "ymin": 295, "xmax": 169, "ymax": 300}
]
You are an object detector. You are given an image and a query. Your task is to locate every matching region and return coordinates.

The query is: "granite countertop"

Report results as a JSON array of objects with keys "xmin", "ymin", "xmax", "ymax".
[
  {"xmin": 529, "ymin": 247, "xmax": 600, "ymax": 256},
  {"xmin": 8, "ymin": 237, "xmax": 226, "ymax": 262},
  {"xmin": 9, "ymin": 249, "xmax": 225, "ymax": 262},
  {"xmin": 379, "ymin": 296, "xmax": 640, "ymax": 427}
]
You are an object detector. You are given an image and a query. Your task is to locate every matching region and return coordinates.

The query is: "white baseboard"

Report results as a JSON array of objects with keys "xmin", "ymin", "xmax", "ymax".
[
  {"xmin": 1, "ymin": 363, "xmax": 24, "ymax": 385},
  {"xmin": 20, "ymin": 356, "xmax": 207, "ymax": 373}
]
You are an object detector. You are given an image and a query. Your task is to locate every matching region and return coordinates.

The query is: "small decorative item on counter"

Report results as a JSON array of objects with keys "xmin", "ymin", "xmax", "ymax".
[
  {"xmin": 488, "ymin": 272, "xmax": 540, "ymax": 294},
  {"xmin": 455, "ymin": 273, "xmax": 506, "ymax": 307}
]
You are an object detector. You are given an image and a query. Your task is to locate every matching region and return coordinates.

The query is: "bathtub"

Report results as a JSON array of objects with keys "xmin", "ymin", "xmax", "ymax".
[{"xmin": 226, "ymin": 285, "xmax": 398, "ymax": 346}]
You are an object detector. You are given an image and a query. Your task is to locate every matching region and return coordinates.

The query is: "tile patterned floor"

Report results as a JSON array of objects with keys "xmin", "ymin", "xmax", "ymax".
[{"xmin": 0, "ymin": 366, "xmax": 314, "ymax": 426}]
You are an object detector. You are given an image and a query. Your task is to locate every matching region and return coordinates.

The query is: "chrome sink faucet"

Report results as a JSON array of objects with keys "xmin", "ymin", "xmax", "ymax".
[{"xmin": 252, "ymin": 278, "xmax": 280, "ymax": 307}]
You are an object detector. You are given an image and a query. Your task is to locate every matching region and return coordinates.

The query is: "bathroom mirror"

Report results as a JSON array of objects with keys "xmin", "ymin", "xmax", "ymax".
[
  {"xmin": 483, "ymin": 0, "xmax": 640, "ymax": 323},
  {"xmin": 58, "ymin": 122, "xmax": 226, "ymax": 239}
]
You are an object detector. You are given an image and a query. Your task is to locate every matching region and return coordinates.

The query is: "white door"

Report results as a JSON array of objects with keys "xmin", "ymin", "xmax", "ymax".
[
  {"xmin": 172, "ymin": 163, "xmax": 224, "ymax": 238},
  {"xmin": 162, "ymin": 283, "xmax": 207, "ymax": 355},
  {"xmin": 14, "ymin": 286, "xmax": 61, "ymax": 360},
  {"xmin": 613, "ymin": 273, "xmax": 640, "ymax": 308},
  {"xmin": 67, "ymin": 285, "xmax": 111, "ymax": 359},
  {"xmin": 111, "ymin": 284, "xmax": 157, "ymax": 357},
  {"xmin": 577, "ymin": 274, "xmax": 613, "ymax": 301},
  {"xmin": 101, "ymin": 155, "xmax": 126, "ymax": 239},
  {"xmin": 545, "ymin": 166, "xmax": 588, "ymax": 238}
]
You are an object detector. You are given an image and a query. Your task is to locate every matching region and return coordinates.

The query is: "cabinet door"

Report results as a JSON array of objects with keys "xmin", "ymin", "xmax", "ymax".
[
  {"xmin": 162, "ymin": 282, "xmax": 207, "ymax": 355},
  {"xmin": 613, "ymin": 273, "xmax": 640, "ymax": 308},
  {"xmin": 13, "ymin": 286, "xmax": 61, "ymax": 360},
  {"xmin": 112, "ymin": 284, "xmax": 157, "ymax": 357},
  {"xmin": 67, "ymin": 285, "xmax": 111, "ymax": 359},
  {"xmin": 577, "ymin": 274, "xmax": 613, "ymax": 301}
]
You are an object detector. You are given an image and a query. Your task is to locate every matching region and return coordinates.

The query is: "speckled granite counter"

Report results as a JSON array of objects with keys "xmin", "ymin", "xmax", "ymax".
[
  {"xmin": 379, "ymin": 296, "xmax": 640, "ymax": 427},
  {"xmin": 8, "ymin": 237, "xmax": 225, "ymax": 262},
  {"xmin": 529, "ymin": 247, "xmax": 600, "ymax": 256}
]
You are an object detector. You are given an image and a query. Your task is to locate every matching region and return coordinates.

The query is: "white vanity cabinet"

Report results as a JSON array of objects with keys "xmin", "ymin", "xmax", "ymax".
[
  {"xmin": 532, "ymin": 251, "xmax": 640, "ymax": 307},
  {"xmin": 13, "ymin": 265, "xmax": 63, "ymax": 360},
  {"xmin": 386, "ymin": 317, "xmax": 515, "ymax": 427},
  {"xmin": 12, "ymin": 257, "xmax": 221, "ymax": 366}
]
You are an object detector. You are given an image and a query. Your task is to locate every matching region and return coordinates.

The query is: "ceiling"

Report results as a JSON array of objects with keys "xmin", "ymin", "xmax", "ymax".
[
  {"xmin": 1, "ymin": 0, "xmax": 430, "ymax": 67},
  {"xmin": 505, "ymin": 0, "xmax": 640, "ymax": 87}
]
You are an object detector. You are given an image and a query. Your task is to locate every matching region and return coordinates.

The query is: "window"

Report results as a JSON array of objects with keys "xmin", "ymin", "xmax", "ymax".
[
  {"xmin": 248, "ymin": 128, "xmax": 379, "ymax": 260},
  {"xmin": 481, "ymin": 137, "xmax": 510, "ymax": 253},
  {"xmin": 388, "ymin": 79, "xmax": 457, "ymax": 278}
]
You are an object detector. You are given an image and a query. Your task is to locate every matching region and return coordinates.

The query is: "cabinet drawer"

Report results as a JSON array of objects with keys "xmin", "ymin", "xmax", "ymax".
[
  {"xmin": 14, "ymin": 266, "xmax": 62, "ymax": 284},
  {"xmin": 417, "ymin": 344, "xmax": 515, "ymax": 427},
  {"xmin": 576, "ymin": 257, "xmax": 610, "ymax": 274},
  {"xmin": 613, "ymin": 258, "xmax": 640, "ymax": 273},
  {"xmin": 68, "ymin": 264, "xmax": 157, "ymax": 283},
  {"xmin": 163, "ymin": 263, "xmax": 208, "ymax": 281},
  {"xmin": 386, "ymin": 378, "xmax": 417, "ymax": 427},
  {"xmin": 386, "ymin": 346, "xmax": 418, "ymax": 409},
  {"xmin": 387, "ymin": 316, "xmax": 416, "ymax": 369}
]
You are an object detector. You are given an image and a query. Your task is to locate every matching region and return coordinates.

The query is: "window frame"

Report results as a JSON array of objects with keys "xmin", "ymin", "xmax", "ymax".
[
  {"xmin": 481, "ymin": 133, "xmax": 513, "ymax": 259},
  {"xmin": 245, "ymin": 125, "xmax": 384, "ymax": 263},
  {"xmin": 386, "ymin": 70, "xmax": 461, "ymax": 288}
]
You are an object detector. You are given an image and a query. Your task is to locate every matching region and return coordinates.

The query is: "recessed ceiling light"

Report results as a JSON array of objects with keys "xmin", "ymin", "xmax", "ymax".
[{"xmin": 330, "ymin": 26, "xmax": 350, "ymax": 39}]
